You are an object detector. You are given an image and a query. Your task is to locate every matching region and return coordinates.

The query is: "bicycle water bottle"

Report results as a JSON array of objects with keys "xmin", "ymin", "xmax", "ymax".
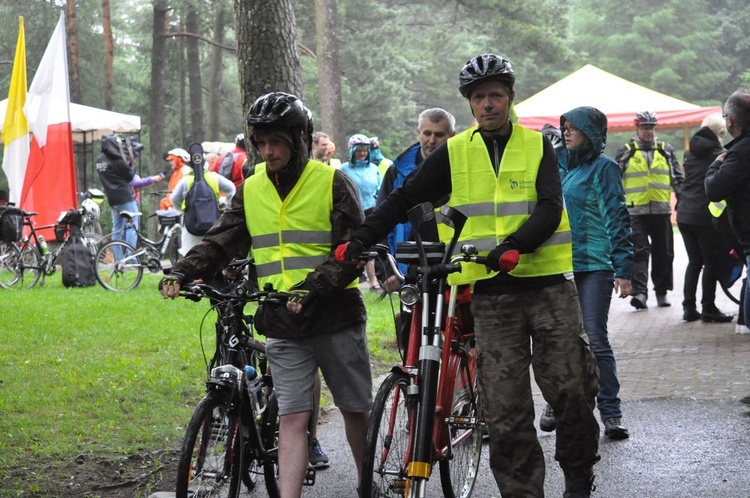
[
  {"xmin": 244, "ymin": 365, "xmax": 266, "ymax": 414},
  {"xmin": 38, "ymin": 235, "xmax": 49, "ymax": 255}
]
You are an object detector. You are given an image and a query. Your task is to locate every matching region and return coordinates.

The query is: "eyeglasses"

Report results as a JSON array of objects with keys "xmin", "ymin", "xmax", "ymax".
[{"xmin": 562, "ymin": 124, "xmax": 581, "ymax": 134}]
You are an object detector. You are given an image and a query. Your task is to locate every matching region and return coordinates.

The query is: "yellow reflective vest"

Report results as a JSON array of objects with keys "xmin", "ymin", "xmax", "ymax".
[
  {"xmin": 243, "ymin": 160, "xmax": 358, "ymax": 292},
  {"xmin": 181, "ymin": 171, "xmax": 221, "ymax": 210},
  {"xmin": 622, "ymin": 142, "xmax": 671, "ymax": 209},
  {"xmin": 442, "ymin": 125, "xmax": 573, "ymax": 285}
]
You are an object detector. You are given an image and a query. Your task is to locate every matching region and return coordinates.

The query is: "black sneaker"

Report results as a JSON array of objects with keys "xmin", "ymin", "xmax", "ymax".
[
  {"xmin": 539, "ymin": 404, "xmax": 556, "ymax": 432},
  {"xmin": 563, "ymin": 474, "xmax": 596, "ymax": 498},
  {"xmin": 700, "ymin": 306, "xmax": 733, "ymax": 323},
  {"xmin": 656, "ymin": 293, "xmax": 671, "ymax": 307},
  {"xmin": 682, "ymin": 308, "xmax": 701, "ymax": 322},
  {"xmin": 630, "ymin": 293, "xmax": 647, "ymax": 310},
  {"xmin": 740, "ymin": 395, "xmax": 750, "ymax": 406},
  {"xmin": 309, "ymin": 437, "xmax": 330, "ymax": 469},
  {"xmin": 603, "ymin": 417, "xmax": 629, "ymax": 440}
]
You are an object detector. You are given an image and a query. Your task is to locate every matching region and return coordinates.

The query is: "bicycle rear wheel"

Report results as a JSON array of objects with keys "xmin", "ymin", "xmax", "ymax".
[
  {"xmin": 167, "ymin": 230, "xmax": 182, "ymax": 266},
  {"xmin": 95, "ymin": 240, "xmax": 143, "ymax": 291},
  {"xmin": 260, "ymin": 391, "xmax": 281, "ymax": 498},
  {"xmin": 439, "ymin": 360, "xmax": 483, "ymax": 498},
  {"xmin": 0, "ymin": 241, "xmax": 21, "ymax": 288},
  {"xmin": 176, "ymin": 391, "xmax": 244, "ymax": 498},
  {"xmin": 361, "ymin": 371, "xmax": 415, "ymax": 498},
  {"xmin": 18, "ymin": 243, "xmax": 43, "ymax": 289}
]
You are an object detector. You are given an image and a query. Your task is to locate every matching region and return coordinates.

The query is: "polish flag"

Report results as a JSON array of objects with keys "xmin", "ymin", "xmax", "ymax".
[
  {"xmin": 21, "ymin": 12, "xmax": 77, "ymax": 235},
  {"xmin": 1, "ymin": 17, "xmax": 29, "ymax": 207}
]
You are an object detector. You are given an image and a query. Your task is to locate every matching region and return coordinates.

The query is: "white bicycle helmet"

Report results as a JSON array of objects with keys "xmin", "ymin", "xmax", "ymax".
[
  {"xmin": 80, "ymin": 197, "xmax": 100, "ymax": 220},
  {"xmin": 166, "ymin": 147, "xmax": 190, "ymax": 163}
]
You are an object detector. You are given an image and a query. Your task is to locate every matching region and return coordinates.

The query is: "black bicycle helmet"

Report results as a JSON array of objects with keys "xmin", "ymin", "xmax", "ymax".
[
  {"xmin": 634, "ymin": 111, "xmax": 658, "ymax": 126},
  {"xmin": 246, "ymin": 92, "xmax": 309, "ymax": 131},
  {"xmin": 458, "ymin": 54, "xmax": 515, "ymax": 98}
]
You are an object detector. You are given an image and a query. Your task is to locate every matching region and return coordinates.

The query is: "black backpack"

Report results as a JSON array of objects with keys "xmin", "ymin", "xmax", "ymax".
[
  {"xmin": 61, "ymin": 214, "xmax": 96, "ymax": 288},
  {"xmin": 183, "ymin": 143, "xmax": 221, "ymax": 236},
  {"xmin": 218, "ymin": 151, "xmax": 236, "ymax": 181}
]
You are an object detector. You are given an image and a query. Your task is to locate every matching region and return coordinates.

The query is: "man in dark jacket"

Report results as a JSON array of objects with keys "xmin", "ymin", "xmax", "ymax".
[
  {"xmin": 341, "ymin": 54, "xmax": 600, "ymax": 498},
  {"xmin": 677, "ymin": 116, "xmax": 733, "ymax": 323},
  {"xmin": 96, "ymin": 134, "xmax": 139, "ymax": 247},
  {"xmin": 159, "ymin": 92, "xmax": 372, "ymax": 498},
  {"xmin": 706, "ymin": 88, "xmax": 750, "ymax": 333}
]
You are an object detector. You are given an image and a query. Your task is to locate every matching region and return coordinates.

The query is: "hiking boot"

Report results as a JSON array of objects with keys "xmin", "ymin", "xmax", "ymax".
[
  {"xmin": 563, "ymin": 474, "xmax": 596, "ymax": 498},
  {"xmin": 700, "ymin": 306, "xmax": 733, "ymax": 323},
  {"xmin": 682, "ymin": 308, "xmax": 701, "ymax": 322},
  {"xmin": 603, "ymin": 417, "xmax": 629, "ymax": 440},
  {"xmin": 539, "ymin": 404, "xmax": 556, "ymax": 432},
  {"xmin": 656, "ymin": 293, "xmax": 671, "ymax": 307},
  {"xmin": 630, "ymin": 293, "xmax": 647, "ymax": 310},
  {"xmin": 309, "ymin": 438, "xmax": 330, "ymax": 468}
]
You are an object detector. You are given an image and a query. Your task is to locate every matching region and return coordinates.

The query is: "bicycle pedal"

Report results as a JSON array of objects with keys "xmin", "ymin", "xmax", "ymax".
[
  {"xmin": 390, "ymin": 479, "xmax": 406, "ymax": 494},
  {"xmin": 303, "ymin": 467, "xmax": 316, "ymax": 486},
  {"xmin": 448, "ymin": 415, "xmax": 478, "ymax": 430}
]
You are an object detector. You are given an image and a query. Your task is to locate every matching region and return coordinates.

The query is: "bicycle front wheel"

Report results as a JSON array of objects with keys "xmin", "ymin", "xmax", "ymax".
[
  {"xmin": 439, "ymin": 360, "xmax": 483, "ymax": 498},
  {"xmin": 176, "ymin": 391, "xmax": 244, "ymax": 498},
  {"xmin": 0, "ymin": 241, "xmax": 21, "ymax": 288},
  {"xmin": 95, "ymin": 240, "xmax": 143, "ymax": 291},
  {"xmin": 18, "ymin": 242, "xmax": 43, "ymax": 289},
  {"xmin": 260, "ymin": 392, "xmax": 281, "ymax": 498},
  {"xmin": 361, "ymin": 371, "xmax": 415, "ymax": 498}
]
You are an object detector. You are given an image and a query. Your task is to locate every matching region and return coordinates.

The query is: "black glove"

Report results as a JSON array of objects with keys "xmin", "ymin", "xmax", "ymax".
[
  {"xmin": 334, "ymin": 239, "xmax": 367, "ymax": 263},
  {"xmin": 288, "ymin": 280, "xmax": 317, "ymax": 307},
  {"xmin": 158, "ymin": 269, "xmax": 187, "ymax": 291},
  {"xmin": 485, "ymin": 242, "xmax": 520, "ymax": 273}
]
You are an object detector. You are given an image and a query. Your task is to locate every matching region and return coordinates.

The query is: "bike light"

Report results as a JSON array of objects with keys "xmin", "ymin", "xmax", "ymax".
[{"xmin": 399, "ymin": 284, "xmax": 419, "ymax": 306}]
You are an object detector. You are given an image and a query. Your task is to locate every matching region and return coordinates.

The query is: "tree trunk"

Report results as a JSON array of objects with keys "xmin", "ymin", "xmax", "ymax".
[
  {"xmin": 185, "ymin": 7, "xmax": 204, "ymax": 143},
  {"xmin": 101, "ymin": 0, "xmax": 114, "ymax": 110},
  {"xmin": 66, "ymin": 0, "xmax": 81, "ymax": 104},
  {"xmin": 149, "ymin": 1, "xmax": 168, "ymax": 170},
  {"xmin": 234, "ymin": 0, "xmax": 303, "ymax": 163},
  {"xmin": 314, "ymin": 0, "xmax": 345, "ymax": 158},
  {"xmin": 178, "ymin": 16, "xmax": 187, "ymax": 146},
  {"xmin": 207, "ymin": 0, "xmax": 225, "ymax": 140}
]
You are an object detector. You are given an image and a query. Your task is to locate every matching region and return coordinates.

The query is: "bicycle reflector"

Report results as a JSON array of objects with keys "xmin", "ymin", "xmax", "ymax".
[{"xmin": 399, "ymin": 284, "xmax": 420, "ymax": 306}]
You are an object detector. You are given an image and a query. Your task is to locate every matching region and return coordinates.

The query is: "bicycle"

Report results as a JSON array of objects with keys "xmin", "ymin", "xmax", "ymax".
[
  {"xmin": 358, "ymin": 203, "xmax": 487, "ymax": 498},
  {"xmin": 0, "ymin": 208, "xmax": 102, "ymax": 289},
  {"xmin": 94, "ymin": 209, "xmax": 182, "ymax": 291},
  {"xmin": 172, "ymin": 262, "xmax": 291, "ymax": 498}
]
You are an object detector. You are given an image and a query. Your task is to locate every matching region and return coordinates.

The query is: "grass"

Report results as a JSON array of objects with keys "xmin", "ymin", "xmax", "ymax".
[{"xmin": 0, "ymin": 273, "xmax": 399, "ymax": 472}]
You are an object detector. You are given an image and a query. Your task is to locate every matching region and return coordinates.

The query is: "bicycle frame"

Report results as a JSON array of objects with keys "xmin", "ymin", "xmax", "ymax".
[{"xmin": 363, "ymin": 203, "xmax": 486, "ymax": 498}]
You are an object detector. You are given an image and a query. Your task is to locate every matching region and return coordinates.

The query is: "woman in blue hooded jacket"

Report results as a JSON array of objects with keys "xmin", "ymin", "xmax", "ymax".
[{"xmin": 540, "ymin": 106, "xmax": 634, "ymax": 440}]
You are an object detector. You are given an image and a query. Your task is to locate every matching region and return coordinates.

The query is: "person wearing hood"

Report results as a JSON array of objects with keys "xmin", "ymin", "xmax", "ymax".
[
  {"xmin": 540, "ymin": 106, "xmax": 633, "ymax": 441},
  {"xmin": 96, "ymin": 134, "xmax": 141, "ymax": 248},
  {"xmin": 340, "ymin": 133, "xmax": 383, "ymax": 290},
  {"xmin": 676, "ymin": 115, "xmax": 733, "ymax": 323},
  {"xmin": 369, "ymin": 136, "xmax": 394, "ymax": 178},
  {"xmin": 160, "ymin": 92, "xmax": 372, "ymax": 498}
]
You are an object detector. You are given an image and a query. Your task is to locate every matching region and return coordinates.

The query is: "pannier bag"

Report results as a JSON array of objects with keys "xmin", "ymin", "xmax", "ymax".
[{"xmin": 0, "ymin": 206, "xmax": 24, "ymax": 243}]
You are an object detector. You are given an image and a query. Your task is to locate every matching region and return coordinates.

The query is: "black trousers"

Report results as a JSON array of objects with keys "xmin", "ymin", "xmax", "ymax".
[
  {"xmin": 631, "ymin": 214, "xmax": 674, "ymax": 296},
  {"xmin": 677, "ymin": 222, "xmax": 722, "ymax": 309}
]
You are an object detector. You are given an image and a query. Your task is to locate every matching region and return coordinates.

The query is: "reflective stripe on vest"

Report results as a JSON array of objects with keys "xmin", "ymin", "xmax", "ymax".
[
  {"xmin": 708, "ymin": 200, "xmax": 727, "ymax": 218},
  {"xmin": 622, "ymin": 142, "xmax": 671, "ymax": 208},
  {"xmin": 243, "ymin": 160, "xmax": 358, "ymax": 292},
  {"xmin": 441, "ymin": 125, "xmax": 572, "ymax": 285},
  {"xmin": 181, "ymin": 171, "xmax": 221, "ymax": 210}
]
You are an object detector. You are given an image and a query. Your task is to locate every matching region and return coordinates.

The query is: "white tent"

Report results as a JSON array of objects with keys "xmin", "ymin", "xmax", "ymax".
[
  {"xmin": 515, "ymin": 65, "xmax": 722, "ymax": 138},
  {"xmin": 0, "ymin": 99, "xmax": 141, "ymax": 141}
]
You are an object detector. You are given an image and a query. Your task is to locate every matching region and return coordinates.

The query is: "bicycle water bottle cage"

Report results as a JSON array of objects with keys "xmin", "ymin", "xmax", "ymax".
[{"xmin": 396, "ymin": 241, "xmax": 445, "ymax": 265}]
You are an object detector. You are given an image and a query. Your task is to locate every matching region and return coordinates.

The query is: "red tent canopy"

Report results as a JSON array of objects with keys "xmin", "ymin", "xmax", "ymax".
[{"xmin": 515, "ymin": 65, "xmax": 722, "ymax": 133}]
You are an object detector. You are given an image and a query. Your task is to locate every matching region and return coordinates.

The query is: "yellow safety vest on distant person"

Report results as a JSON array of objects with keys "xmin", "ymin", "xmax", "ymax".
[
  {"xmin": 442, "ymin": 125, "xmax": 573, "ymax": 286},
  {"xmin": 243, "ymin": 160, "xmax": 358, "ymax": 292},
  {"xmin": 622, "ymin": 141, "xmax": 671, "ymax": 209}
]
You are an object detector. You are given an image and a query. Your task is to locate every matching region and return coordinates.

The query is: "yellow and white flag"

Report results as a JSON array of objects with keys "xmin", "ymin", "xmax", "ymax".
[{"xmin": 1, "ymin": 17, "xmax": 29, "ymax": 206}]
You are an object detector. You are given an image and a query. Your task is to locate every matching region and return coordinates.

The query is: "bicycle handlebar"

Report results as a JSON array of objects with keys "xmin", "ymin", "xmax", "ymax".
[{"xmin": 180, "ymin": 282, "xmax": 289, "ymax": 306}]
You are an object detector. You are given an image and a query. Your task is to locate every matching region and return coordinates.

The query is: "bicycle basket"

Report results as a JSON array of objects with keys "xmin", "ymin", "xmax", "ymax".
[
  {"xmin": 395, "ymin": 241, "xmax": 446, "ymax": 265},
  {"xmin": 157, "ymin": 214, "xmax": 181, "ymax": 227},
  {"xmin": 0, "ymin": 206, "xmax": 23, "ymax": 242}
]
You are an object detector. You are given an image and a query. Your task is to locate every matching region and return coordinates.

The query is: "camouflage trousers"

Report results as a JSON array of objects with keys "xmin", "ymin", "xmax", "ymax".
[{"xmin": 472, "ymin": 280, "xmax": 600, "ymax": 497}]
